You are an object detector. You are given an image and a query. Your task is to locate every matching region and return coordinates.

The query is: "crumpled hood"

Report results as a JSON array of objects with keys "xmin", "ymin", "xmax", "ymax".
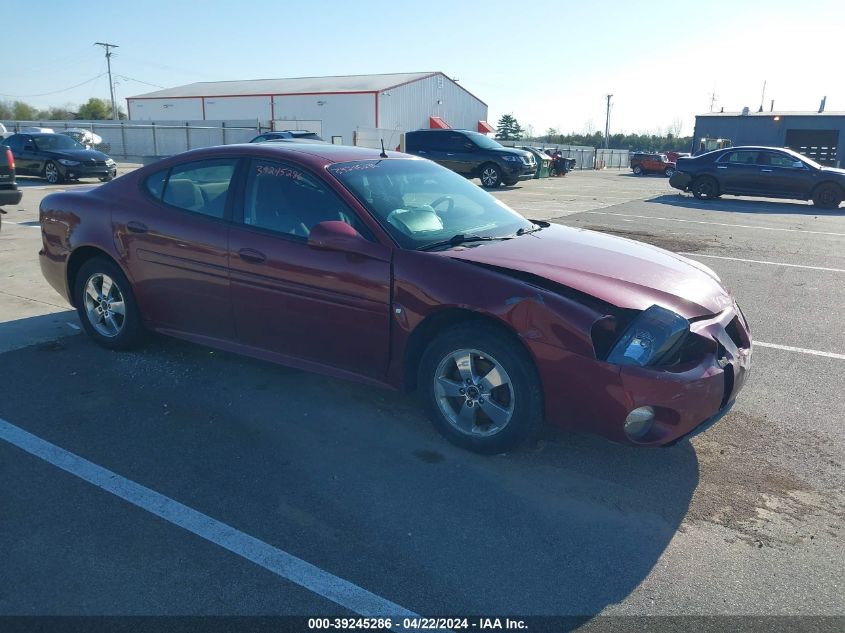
[{"xmin": 442, "ymin": 224, "xmax": 734, "ymax": 318}]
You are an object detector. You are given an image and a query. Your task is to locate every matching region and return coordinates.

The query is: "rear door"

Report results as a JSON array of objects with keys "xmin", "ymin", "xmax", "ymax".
[
  {"xmin": 714, "ymin": 150, "xmax": 760, "ymax": 193},
  {"xmin": 5, "ymin": 135, "xmax": 36, "ymax": 175},
  {"xmin": 227, "ymin": 158, "xmax": 392, "ymax": 376},
  {"xmin": 113, "ymin": 158, "xmax": 240, "ymax": 341}
]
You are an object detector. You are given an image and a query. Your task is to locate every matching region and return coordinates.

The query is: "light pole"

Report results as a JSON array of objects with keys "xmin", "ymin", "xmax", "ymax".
[
  {"xmin": 95, "ymin": 42, "xmax": 119, "ymax": 120},
  {"xmin": 604, "ymin": 94, "xmax": 613, "ymax": 149}
]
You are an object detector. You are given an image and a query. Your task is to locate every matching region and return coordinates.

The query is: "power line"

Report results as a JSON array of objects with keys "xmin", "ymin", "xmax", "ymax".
[
  {"xmin": 114, "ymin": 75, "xmax": 165, "ymax": 89},
  {"xmin": 0, "ymin": 72, "xmax": 109, "ymax": 98}
]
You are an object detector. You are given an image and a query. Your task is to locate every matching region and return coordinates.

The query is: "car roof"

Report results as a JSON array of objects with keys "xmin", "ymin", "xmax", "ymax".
[{"xmin": 163, "ymin": 142, "xmax": 412, "ymax": 167}]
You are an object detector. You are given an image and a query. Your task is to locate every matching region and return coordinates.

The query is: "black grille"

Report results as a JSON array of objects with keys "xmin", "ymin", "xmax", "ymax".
[{"xmin": 725, "ymin": 317, "xmax": 748, "ymax": 349}]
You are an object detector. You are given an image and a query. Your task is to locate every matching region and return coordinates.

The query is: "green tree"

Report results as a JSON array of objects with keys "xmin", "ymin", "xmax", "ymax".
[
  {"xmin": 76, "ymin": 97, "xmax": 111, "ymax": 120},
  {"xmin": 12, "ymin": 100, "xmax": 38, "ymax": 120},
  {"xmin": 495, "ymin": 114, "xmax": 523, "ymax": 141}
]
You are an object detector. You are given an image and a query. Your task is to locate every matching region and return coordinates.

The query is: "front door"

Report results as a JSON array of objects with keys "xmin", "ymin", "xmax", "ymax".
[
  {"xmin": 754, "ymin": 150, "xmax": 816, "ymax": 197},
  {"xmin": 228, "ymin": 158, "xmax": 392, "ymax": 377},
  {"xmin": 112, "ymin": 157, "xmax": 239, "ymax": 341}
]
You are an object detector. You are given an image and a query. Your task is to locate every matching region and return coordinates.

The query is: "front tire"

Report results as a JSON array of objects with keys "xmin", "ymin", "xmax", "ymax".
[
  {"xmin": 812, "ymin": 183, "xmax": 843, "ymax": 209},
  {"xmin": 664, "ymin": 167, "xmax": 676, "ymax": 177},
  {"xmin": 419, "ymin": 324, "xmax": 543, "ymax": 454},
  {"xmin": 74, "ymin": 257, "xmax": 143, "ymax": 350},
  {"xmin": 692, "ymin": 176, "xmax": 720, "ymax": 200},
  {"xmin": 632, "ymin": 165, "xmax": 643, "ymax": 175},
  {"xmin": 479, "ymin": 164, "xmax": 502, "ymax": 188},
  {"xmin": 43, "ymin": 161, "xmax": 63, "ymax": 184}
]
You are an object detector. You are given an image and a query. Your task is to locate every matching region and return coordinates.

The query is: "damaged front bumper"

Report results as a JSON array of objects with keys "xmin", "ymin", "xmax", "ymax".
[
  {"xmin": 669, "ymin": 171, "xmax": 692, "ymax": 191},
  {"xmin": 535, "ymin": 305, "xmax": 752, "ymax": 446}
]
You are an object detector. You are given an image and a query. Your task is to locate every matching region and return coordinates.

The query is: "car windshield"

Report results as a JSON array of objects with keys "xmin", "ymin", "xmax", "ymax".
[
  {"xmin": 466, "ymin": 132, "xmax": 504, "ymax": 150},
  {"xmin": 32, "ymin": 134, "xmax": 85, "ymax": 151},
  {"xmin": 327, "ymin": 159, "xmax": 534, "ymax": 249}
]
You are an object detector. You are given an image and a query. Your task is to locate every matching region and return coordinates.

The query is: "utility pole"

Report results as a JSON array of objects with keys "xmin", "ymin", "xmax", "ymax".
[
  {"xmin": 95, "ymin": 42, "xmax": 119, "ymax": 120},
  {"xmin": 604, "ymin": 94, "xmax": 612, "ymax": 149}
]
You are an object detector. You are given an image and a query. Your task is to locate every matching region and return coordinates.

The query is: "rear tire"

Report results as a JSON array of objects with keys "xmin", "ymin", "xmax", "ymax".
[
  {"xmin": 692, "ymin": 176, "xmax": 720, "ymax": 200},
  {"xmin": 479, "ymin": 164, "xmax": 502, "ymax": 188},
  {"xmin": 419, "ymin": 324, "xmax": 543, "ymax": 454},
  {"xmin": 632, "ymin": 165, "xmax": 643, "ymax": 175},
  {"xmin": 812, "ymin": 183, "xmax": 843, "ymax": 209},
  {"xmin": 74, "ymin": 257, "xmax": 143, "ymax": 350}
]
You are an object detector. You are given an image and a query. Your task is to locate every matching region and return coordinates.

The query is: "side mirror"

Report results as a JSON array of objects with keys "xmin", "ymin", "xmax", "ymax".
[
  {"xmin": 463, "ymin": 143, "xmax": 475, "ymax": 151},
  {"xmin": 307, "ymin": 220, "xmax": 368, "ymax": 253},
  {"xmin": 792, "ymin": 160, "xmax": 805, "ymax": 169}
]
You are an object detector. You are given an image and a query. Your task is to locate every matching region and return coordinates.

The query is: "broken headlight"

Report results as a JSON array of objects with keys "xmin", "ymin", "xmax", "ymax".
[{"xmin": 606, "ymin": 305, "xmax": 689, "ymax": 367}]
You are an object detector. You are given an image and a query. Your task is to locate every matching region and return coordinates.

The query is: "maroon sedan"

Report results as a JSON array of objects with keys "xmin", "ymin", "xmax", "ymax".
[{"xmin": 39, "ymin": 143, "xmax": 751, "ymax": 453}]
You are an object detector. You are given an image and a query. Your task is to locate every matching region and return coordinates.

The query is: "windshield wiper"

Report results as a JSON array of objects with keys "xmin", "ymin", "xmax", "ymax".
[
  {"xmin": 515, "ymin": 220, "xmax": 550, "ymax": 236},
  {"xmin": 417, "ymin": 234, "xmax": 511, "ymax": 251}
]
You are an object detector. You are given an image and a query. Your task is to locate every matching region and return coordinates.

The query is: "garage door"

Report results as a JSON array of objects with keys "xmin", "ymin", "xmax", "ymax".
[{"xmin": 784, "ymin": 129, "xmax": 839, "ymax": 166}]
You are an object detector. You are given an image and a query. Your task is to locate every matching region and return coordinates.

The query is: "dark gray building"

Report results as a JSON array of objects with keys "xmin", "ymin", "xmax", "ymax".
[{"xmin": 693, "ymin": 110, "xmax": 844, "ymax": 167}]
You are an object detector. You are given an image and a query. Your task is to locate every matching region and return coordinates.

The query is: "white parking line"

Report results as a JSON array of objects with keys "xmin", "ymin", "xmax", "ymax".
[
  {"xmin": 584, "ymin": 211, "xmax": 845, "ymax": 237},
  {"xmin": 678, "ymin": 252, "xmax": 845, "ymax": 273},
  {"xmin": 755, "ymin": 342, "xmax": 845, "ymax": 360},
  {"xmin": 0, "ymin": 417, "xmax": 418, "ymax": 619}
]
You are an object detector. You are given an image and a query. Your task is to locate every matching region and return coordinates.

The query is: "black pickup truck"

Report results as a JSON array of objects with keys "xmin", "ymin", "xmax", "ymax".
[{"xmin": 1, "ymin": 144, "xmax": 23, "ymax": 230}]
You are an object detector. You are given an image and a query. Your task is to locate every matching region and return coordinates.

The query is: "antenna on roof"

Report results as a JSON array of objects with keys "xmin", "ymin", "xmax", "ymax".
[{"xmin": 379, "ymin": 138, "xmax": 388, "ymax": 158}]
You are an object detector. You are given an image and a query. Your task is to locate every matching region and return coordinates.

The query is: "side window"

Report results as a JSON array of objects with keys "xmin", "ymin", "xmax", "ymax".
[
  {"xmin": 144, "ymin": 169, "xmax": 168, "ymax": 200},
  {"xmin": 720, "ymin": 151, "xmax": 759, "ymax": 165},
  {"xmin": 443, "ymin": 134, "xmax": 469, "ymax": 151},
  {"xmin": 767, "ymin": 152, "xmax": 802, "ymax": 168},
  {"xmin": 253, "ymin": 135, "xmax": 268, "ymax": 143},
  {"xmin": 406, "ymin": 133, "xmax": 430, "ymax": 152},
  {"xmin": 161, "ymin": 159, "xmax": 237, "ymax": 219},
  {"xmin": 243, "ymin": 159, "xmax": 368, "ymax": 240}
]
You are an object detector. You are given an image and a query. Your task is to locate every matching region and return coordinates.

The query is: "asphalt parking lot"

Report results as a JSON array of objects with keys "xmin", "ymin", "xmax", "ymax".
[{"xmin": 0, "ymin": 168, "xmax": 842, "ymax": 624}]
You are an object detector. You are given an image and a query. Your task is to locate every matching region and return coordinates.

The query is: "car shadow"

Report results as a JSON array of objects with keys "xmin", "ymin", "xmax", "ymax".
[
  {"xmin": 617, "ymin": 172, "xmax": 670, "ymax": 178},
  {"xmin": 0, "ymin": 331, "xmax": 699, "ymax": 618},
  {"xmin": 15, "ymin": 177, "xmax": 100, "ymax": 188},
  {"xmin": 648, "ymin": 193, "xmax": 845, "ymax": 216}
]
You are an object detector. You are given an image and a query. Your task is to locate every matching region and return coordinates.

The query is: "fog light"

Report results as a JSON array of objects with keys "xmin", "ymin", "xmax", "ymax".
[{"xmin": 624, "ymin": 406, "xmax": 655, "ymax": 440}]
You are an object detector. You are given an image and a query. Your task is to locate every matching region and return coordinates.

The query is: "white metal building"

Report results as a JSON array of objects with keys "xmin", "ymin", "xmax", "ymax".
[{"xmin": 126, "ymin": 72, "xmax": 492, "ymax": 146}]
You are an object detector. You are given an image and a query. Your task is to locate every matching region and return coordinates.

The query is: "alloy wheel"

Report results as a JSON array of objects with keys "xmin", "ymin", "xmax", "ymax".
[
  {"xmin": 44, "ymin": 161, "xmax": 60, "ymax": 184},
  {"xmin": 83, "ymin": 273, "xmax": 126, "ymax": 337},
  {"xmin": 434, "ymin": 348, "xmax": 515, "ymax": 437},
  {"xmin": 481, "ymin": 167, "xmax": 499, "ymax": 187}
]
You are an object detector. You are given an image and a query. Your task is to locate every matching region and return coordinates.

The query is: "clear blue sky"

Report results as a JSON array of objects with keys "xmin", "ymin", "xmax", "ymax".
[{"xmin": 1, "ymin": 0, "xmax": 841, "ymax": 136}]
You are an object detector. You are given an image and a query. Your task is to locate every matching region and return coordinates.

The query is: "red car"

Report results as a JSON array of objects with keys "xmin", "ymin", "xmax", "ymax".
[
  {"xmin": 39, "ymin": 144, "xmax": 751, "ymax": 453},
  {"xmin": 631, "ymin": 152, "xmax": 677, "ymax": 176}
]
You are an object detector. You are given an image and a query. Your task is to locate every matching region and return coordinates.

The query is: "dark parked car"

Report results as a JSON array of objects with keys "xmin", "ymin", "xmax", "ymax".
[
  {"xmin": 2, "ymin": 133, "xmax": 117, "ymax": 184},
  {"xmin": 39, "ymin": 143, "xmax": 750, "ymax": 453},
  {"xmin": 250, "ymin": 130, "xmax": 324, "ymax": 143},
  {"xmin": 0, "ymin": 144, "xmax": 23, "ymax": 229},
  {"xmin": 630, "ymin": 152, "xmax": 676, "ymax": 176},
  {"xmin": 404, "ymin": 129, "xmax": 535, "ymax": 188},
  {"xmin": 670, "ymin": 146, "xmax": 845, "ymax": 209}
]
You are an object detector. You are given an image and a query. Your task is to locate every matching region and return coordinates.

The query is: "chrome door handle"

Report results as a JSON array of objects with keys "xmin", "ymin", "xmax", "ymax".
[
  {"xmin": 717, "ymin": 166, "xmax": 727, "ymax": 169},
  {"xmin": 761, "ymin": 169, "xmax": 773, "ymax": 172}
]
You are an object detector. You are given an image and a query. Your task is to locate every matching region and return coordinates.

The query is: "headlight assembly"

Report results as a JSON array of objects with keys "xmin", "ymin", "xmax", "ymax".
[
  {"xmin": 501, "ymin": 155, "xmax": 520, "ymax": 162},
  {"xmin": 606, "ymin": 304, "xmax": 689, "ymax": 367}
]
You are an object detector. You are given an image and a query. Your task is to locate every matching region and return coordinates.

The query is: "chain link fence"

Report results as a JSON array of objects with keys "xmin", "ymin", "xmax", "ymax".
[
  {"xmin": 496, "ymin": 141, "xmax": 631, "ymax": 170},
  {"xmin": 0, "ymin": 119, "xmax": 266, "ymax": 161}
]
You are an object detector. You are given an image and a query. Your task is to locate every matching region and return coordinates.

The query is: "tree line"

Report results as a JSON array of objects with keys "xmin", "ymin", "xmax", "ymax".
[
  {"xmin": 0, "ymin": 97, "xmax": 126, "ymax": 121},
  {"xmin": 495, "ymin": 114, "xmax": 693, "ymax": 152}
]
